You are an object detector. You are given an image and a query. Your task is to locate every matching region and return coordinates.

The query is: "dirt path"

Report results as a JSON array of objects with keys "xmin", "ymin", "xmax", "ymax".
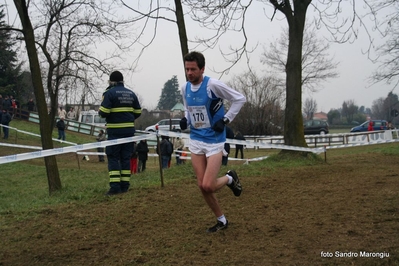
[{"xmin": 1, "ymin": 149, "xmax": 399, "ymax": 265}]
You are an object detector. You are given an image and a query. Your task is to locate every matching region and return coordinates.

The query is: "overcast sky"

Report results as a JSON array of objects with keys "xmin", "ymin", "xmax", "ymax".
[
  {"xmin": 118, "ymin": 1, "xmax": 395, "ymax": 113},
  {"xmin": 6, "ymin": 1, "xmax": 396, "ymax": 113}
]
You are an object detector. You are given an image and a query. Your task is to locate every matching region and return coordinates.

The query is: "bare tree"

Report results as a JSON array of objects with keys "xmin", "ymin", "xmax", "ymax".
[
  {"xmin": 28, "ymin": 1, "xmax": 139, "ymax": 127},
  {"xmin": 303, "ymin": 98, "xmax": 317, "ymax": 120},
  {"xmin": 9, "ymin": 0, "xmax": 141, "ymax": 193},
  {"xmin": 371, "ymin": 1, "xmax": 399, "ymax": 88},
  {"xmin": 371, "ymin": 97, "xmax": 385, "ymax": 120},
  {"xmin": 183, "ymin": 0, "xmax": 254, "ymax": 76},
  {"xmin": 181, "ymin": 0, "xmax": 379, "ymax": 152},
  {"xmin": 228, "ymin": 71, "xmax": 284, "ymax": 135},
  {"xmin": 341, "ymin": 99, "xmax": 358, "ymax": 123},
  {"xmin": 120, "ymin": 0, "xmax": 189, "ymax": 75},
  {"xmin": 13, "ymin": 0, "xmax": 61, "ymax": 193},
  {"xmin": 261, "ymin": 25, "xmax": 339, "ymax": 93},
  {"xmin": 383, "ymin": 91, "xmax": 399, "ymax": 121}
]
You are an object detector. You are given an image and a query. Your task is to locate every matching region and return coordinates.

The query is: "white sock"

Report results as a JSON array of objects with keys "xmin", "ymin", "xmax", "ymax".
[
  {"xmin": 217, "ymin": 215, "xmax": 227, "ymax": 225},
  {"xmin": 226, "ymin": 174, "xmax": 233, "ymax": 185}
]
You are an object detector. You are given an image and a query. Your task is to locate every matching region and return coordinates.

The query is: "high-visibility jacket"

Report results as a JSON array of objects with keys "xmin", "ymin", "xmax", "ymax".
[{"xmin": 99, "ymin": 83, "xmax": 141, "ymax": 130}]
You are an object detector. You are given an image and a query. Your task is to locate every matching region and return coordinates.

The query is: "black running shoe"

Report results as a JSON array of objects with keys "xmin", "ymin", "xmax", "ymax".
[
  {"xmin": 226, "ymin": 170, "xmax": 242, "ymax": 197},
  {"xmin": 206, "ymin": 220, "xmax": 228, "ymax": 233}
]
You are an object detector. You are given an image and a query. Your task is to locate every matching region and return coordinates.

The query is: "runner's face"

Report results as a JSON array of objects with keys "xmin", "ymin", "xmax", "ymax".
[{"xmin": 185, "ymin": 61, "xmax": 204, "ymax": 85}]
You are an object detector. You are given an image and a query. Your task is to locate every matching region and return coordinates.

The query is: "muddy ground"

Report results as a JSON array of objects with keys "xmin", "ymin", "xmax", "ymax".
[{"xmin": 1, "ymin": 146, "xmax": 399, "ymax": 266}]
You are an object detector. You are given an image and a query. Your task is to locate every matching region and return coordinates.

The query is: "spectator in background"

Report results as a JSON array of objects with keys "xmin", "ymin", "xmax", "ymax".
[
  {"xmin": 387, "ymin": 121, "xmax": 394, "ymax": 130},
  {"xmin": 58, "ymin": 106, "xmax": 67, "ymax": 118},
  {"xmin": 234, "ymin": 131, "xmax": 246, "ymax": 159},
  {"xmin": 157, "ymin": 136, "xmax": 173, "ymax": 169},
  {"xmin": 180, "ymin": 147, "xmax": 188, "ymax": 164},
  {"xmin": 136, "ymin": 139, "xmax": 149, "ymax": 173},
  {"xmin": 167, "ymin": 137, "xmax": 174, "ymax": 168},
  {"xmin": 367, "ymin": 120, "xmax": 373, "ymax": 131},
  {"xmin": 56, "ymin": 116, "xmax": 66, "ymax": 141},
  {"xmin": 13, "ymin": 97, "xmax": 19, "ymax": 109},
  {"xmin": 174, "ymin": 137, "xmax": 185, "ymax": 165},
  {"xmin": 3, "ymin": 96, "xmax": 11, "ymax": 113},
  {"xmin": 96, "ymin": 129, "xmax": 106, "ymax": 162},
  {"xmin": 222, "ymin": 126, "xmax": 234, "ymax": 166},
  {"xmin": 1, "ymin": 109, "xmax": 12, "ymax": 139},
  {"xmin": 130, "ymin": 142, "xmax": 138, "ymax": 174},
  {"xmin": 10, "ymin": 96, "xmax": 16, "ymax": 109},
  {"xmin": 67, "ymin": 107, "xmax": 76, "ymax": 120},
  {"xmin": 27, "ymin": 98, "xmax": 35, "ymax": 111}
]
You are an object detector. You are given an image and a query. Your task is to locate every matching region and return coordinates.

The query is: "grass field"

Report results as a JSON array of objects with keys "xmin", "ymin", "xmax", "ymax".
[{"xmin": 1, "ymin": 120, "xmax": 398, "ymax": 265}]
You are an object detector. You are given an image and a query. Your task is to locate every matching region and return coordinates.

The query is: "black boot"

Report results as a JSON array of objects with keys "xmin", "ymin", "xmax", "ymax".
[
  {"xmin": 105, "ymin": 182, "xmax": 121, "ymax": 196},
  {"xmin": 120, "ymin": 181, "xmax": 130, "ymax": 193}
]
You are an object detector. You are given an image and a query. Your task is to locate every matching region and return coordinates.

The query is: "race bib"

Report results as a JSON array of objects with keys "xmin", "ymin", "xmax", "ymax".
[{"xmin": 188, "ymin": 105, "xmax": 210, "ymax": 129}]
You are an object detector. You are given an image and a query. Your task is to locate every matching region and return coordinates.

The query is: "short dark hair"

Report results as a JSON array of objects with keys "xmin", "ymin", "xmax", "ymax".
[
  {"xmin": 109, "ymin": 71, "xmax": 124, "ymax": 82},
  {"xmin": 184, "ymin": 51, "xmax": 205, "ymax": 69}
]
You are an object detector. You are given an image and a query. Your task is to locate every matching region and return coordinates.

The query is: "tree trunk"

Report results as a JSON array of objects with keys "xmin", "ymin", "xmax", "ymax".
[
  {"xmin": 174, "ymin": 0, "xmax": 189, "ymax": 77},
  {"xmin": 13, "ymin": 0, "xmax": 62, "ymax": 194},
  {"xmin": 283, "ymin": 3, "xmax": 308, "ymax": 149}
]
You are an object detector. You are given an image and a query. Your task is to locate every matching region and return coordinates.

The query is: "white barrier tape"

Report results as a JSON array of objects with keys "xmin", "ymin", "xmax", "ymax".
[
  {"xmin": 151, "ymin": 130, "xmax": 324, "ymax": 153},
  {"xmin": 0, "ymin": 142, "xmax": 42, "ymax": 150},
  {"xmin": 1, "ymin": 125, "xmax": 42, "ymax": 138},
  {"xmin": 0, "ymin": 128, "xmax": 323, "ymax": 164},
  {"xmin": 326, "ymin": 138, "xmax": 399, "ymax": 150},
  {"xmin": 0, "ymin": 134, "xmax": 150, "ymax": 164},
  {"xmin": 54, "ymin": 139, "xmax": 78, "ymax": 145},
  {"xmin": 1, "ymin": 124, "xmax": 78, "ymax": 145},
  {"xmin": 76, "ymin": 152, "xmax": 105, "ymax": 156},
  {"xmin": 3, "ymin": 126, "xmax": 395, "ymax": 165},
  {"xmin": 76, "ymin": 152, "xmax": 159, "ymax": 157},
  {"xmin": 248, "ymin": 156, "xmax": 269, "ymax": 161}
]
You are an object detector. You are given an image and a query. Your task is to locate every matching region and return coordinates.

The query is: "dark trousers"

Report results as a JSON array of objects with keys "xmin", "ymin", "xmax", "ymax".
[
  {"xmin": 58, "ymin": 129, "xmax": 65, "ymax": 140},
  {"xmin": 106, "ymin": 133, "xmax": 134, "ymax": 193},
  {"xmin": 138, "ymin": 159, "xmax": 147, "ymax": 172},
  {"xmin": 176, "ymin": 148, "xmax": 184, "ymax": 165},
  {"xmin": 97, "ymin": 147, "xmax": 105, "ymax": 162},
  {"xmin": 235, "ymin": 146, "xmax": 244, "ymax": 159},
  {"xmin": 222, "ymin": 156, "xmax": 228, "ymax": 166},
  {"xmin": 2, "ymin": 125, "xmax": 9, "ymax": 139},
  {"xmin": 161, "ymin": 156, "xmax": 169, "ymax": 169}
]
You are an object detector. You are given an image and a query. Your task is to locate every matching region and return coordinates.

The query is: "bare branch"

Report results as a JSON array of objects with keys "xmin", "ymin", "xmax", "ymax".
[{"xmin": 261, "ymin": 23, "xmax": 339, "ymax": 93}]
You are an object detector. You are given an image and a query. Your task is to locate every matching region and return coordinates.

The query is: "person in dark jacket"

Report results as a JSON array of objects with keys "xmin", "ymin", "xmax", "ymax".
[
  {"xmin": 3, "ymin": 96, "xmax": 11, "ymax": 113},
  {"xmin": 27, "ymin": 99, "xmax": 35, "ymax": 112},
  {"xmin": 1, "ymin": 109, "xmax": 12, "ymax": 139},
  {"xmin": 96, "ymin": 129, "xmax": 106, "ymax": 162},
  {"xmin": 136, "ymin": 139, "xmax": 149, "ymax": 172},
  {"xmin": 99, "ymin": 71, "xmax": 142, "ymax": 195},
  {"xmin": 156, "ymin": 136, "xmax": 173, "ymax": 169},
  {"xmin": 234, "ymin": 131, "xmax": 246, "ymax": 159},
  {"xmin": 56, "ymin": 116, "xmax": 66, "ymax": 141},
  {"xmin": 222, "ymin": 126, "xmax": 234, "ymax": 166},
  {"xmin": 157, "ymin": 136, "xmax": 173, "ymax": 169}
]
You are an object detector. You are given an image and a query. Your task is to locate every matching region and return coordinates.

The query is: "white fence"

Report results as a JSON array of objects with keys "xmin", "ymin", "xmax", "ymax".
[{"xmin": 1, "ymin": 126, "xmax": 399, "ymax": 165}]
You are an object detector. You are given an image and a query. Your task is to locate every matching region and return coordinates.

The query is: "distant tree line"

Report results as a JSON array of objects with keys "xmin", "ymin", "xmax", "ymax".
[{"xmin": 326, "ymin": 92, "xmax": 399, "ymax": 125}]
